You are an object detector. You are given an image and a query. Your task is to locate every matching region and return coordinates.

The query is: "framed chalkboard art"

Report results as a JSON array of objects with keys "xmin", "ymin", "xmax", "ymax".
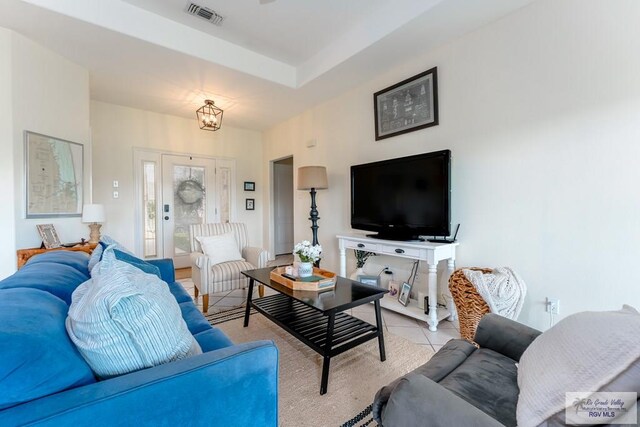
[{"xmin": 374, "ymin": 67, "xmax": 438, "ymax": 141}]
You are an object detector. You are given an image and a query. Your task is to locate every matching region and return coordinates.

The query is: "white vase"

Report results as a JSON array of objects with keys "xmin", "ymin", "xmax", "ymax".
[{"xmin": 298, "ymin": 262, "xmax": 313, "ymax": 278}]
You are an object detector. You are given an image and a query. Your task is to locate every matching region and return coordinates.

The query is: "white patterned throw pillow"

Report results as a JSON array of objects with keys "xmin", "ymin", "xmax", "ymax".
[
  {"xmin": 66, "ymin": 246, "xmax": 201, "ymax": 378},
  {"xmin": 196, "ymin": 232, "xmax": 244, "ymax": 265}
]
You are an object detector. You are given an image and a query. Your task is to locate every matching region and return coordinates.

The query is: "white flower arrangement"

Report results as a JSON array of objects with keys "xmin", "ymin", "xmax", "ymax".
[{"xmin": 293, "ymin": 240, "xmax": 322, "ymax": 263}]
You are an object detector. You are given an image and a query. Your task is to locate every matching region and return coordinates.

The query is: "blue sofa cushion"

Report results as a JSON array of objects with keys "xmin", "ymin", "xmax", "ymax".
[
  {"xmin": 169, "ymin": 281, "xmax": 194, "ymax": 304},
  {"xmin": 147, "ymin": 258, "xmax": 176, "ymax": 284},
  {"xmin": 0, "ymin": 260, "xmax": 89, "ymax": 305},
  {"xmin": 179, "ymin": 301, "xmax": 213, "ymax": 335},
  {"xmin": 0, "ymin": 288, "xmax": 96, "ymax": 410},
  {"xmin": 194, "ymin": 328, "xmax": 234, "ymax": 352},
  {"xmin": 25, "ymin": 250, "xmax": 90, "ymax": 276}
]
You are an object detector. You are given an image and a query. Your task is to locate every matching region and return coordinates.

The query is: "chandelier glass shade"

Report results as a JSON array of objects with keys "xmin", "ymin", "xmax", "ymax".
[{"xmin": 196, "ymin": 99, "xmax": 223, "ymax": 131}]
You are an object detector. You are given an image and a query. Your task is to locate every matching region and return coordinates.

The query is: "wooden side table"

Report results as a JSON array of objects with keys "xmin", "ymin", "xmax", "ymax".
[{"xmin": 16, "ymin": 243, "xmax": 97, "ymax": 269}]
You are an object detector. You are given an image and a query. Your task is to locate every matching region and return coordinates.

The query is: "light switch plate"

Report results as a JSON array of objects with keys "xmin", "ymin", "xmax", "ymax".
[
  {"xmin": 113, "ymin": 190, "xmax": 119, "ymax": 199},
  {"xmin": 113, "ymin": 180, "xmax": 119, "ymax": 188}
]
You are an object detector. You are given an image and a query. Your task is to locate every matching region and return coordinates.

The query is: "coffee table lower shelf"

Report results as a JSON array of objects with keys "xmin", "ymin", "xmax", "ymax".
[
  {"xmin": 250, "ymin": 293, "xmax": 382, "ymax": 394},
  {"xmin": 253, "ymin": 294, "xmax": 378, "ymax": 356}
]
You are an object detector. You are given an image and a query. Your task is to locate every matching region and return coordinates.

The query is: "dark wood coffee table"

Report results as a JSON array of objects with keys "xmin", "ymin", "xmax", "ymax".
[{"xmin": 242, "ymin": 267, "xmax": 388, "ymax": 395}]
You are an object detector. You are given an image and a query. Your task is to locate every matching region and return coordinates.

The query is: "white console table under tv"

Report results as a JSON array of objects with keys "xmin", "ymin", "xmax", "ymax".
[{"xmin": 337, "ymin": 233, "xmax": 459, "ymax": 331}]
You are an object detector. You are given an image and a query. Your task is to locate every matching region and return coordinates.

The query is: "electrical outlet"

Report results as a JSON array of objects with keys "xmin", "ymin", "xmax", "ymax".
[{"xmin": 546, "ymin": 298, "xmax": 560, "ymax": 315}]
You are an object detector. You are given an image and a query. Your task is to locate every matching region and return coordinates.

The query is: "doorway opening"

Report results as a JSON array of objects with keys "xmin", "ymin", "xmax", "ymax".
[{"xmin": 272, "ymin": 156, "xmax": 294, "ymax": 256}]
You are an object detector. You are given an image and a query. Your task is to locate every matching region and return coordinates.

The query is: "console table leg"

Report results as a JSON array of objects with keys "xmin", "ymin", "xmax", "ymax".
[
  {"xmin": 320, "ymin": 313, "xmax": 335, "ymax": 395},
  {"xmin": 243, "ymin": 278, "xmax": 255, "ymax": 327},
  {"xmin": 374, "ymin": 299, "xmax": 386, "ymax": 362},
  {"xmin": 339, "ymin": 247, "xmax": 346, "ymax": 277},
  {"xmin": 428, "ymin": 264, "xmax": 438, "ymax": 332}
]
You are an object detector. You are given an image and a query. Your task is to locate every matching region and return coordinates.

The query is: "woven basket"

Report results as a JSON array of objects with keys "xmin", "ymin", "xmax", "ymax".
[{"xmin": 449, "ymin": 268, "xmax": 492, "ymax": 342}]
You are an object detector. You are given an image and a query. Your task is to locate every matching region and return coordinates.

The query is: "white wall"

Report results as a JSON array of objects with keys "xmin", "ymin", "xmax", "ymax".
[
  {"xmin": 11, "ymin": 32, "xmax": 91, "ymax": 250},
  {"xmin": 0, "ymin": 29, "xmax": 90, "ymax": 278},
  {"xmin": 0, "ymin": 29, "xmax": 16, "ymax": 278},
  {"xmin": 90, "ymin": 101, "xmax": 264, "ymax": 253},
  {"xmin": 263, "ymin": 0, "xmax": 640, "ymax": 331}
]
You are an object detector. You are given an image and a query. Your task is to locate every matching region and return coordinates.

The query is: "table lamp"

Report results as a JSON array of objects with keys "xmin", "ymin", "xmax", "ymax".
[
  {"xmin": 297, "ymin": 166, "xmax": 328, "ymax": 247},
  {"xmin": 82, "ymin": 204, "xmax": 105, "ymax": 244}
]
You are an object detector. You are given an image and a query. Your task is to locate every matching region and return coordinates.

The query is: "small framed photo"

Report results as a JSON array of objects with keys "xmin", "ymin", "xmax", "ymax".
[
  {"xmin": 246, "ymin": 198, "xmax": 255, "ymax": 210},
  {"xmin": 398, "ymin": 282, "xmax": 412, "ymax": 306},
  {"xmin": 36, "ymin": 224, "xmax": 62, "ymax": 249},
  {"xmin": 244, "ymin": 181, "xmax": 255, "ymax": 191},
  {"xmin": 388, "ymin": 280, "xmax": 400, "ymax": 297},
  {"xmin": 357, "ymin": 275, "xmax": 380, "ymax": 287}
]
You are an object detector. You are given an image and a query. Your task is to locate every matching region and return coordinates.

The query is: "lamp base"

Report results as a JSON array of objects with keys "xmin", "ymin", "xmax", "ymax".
[{"xmin": 88, "ymin": 223, "xmax": 102, "ymax": 244}]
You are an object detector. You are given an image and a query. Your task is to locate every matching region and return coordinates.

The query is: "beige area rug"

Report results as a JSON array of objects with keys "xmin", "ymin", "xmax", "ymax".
[{"xmin": 217, "ymin": 313, "xmax": 434, "ymax": 427}]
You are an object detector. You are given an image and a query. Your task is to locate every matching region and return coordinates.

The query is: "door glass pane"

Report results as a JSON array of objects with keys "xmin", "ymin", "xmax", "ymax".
[
  {"xmin": 219, "ymin": 167, "xmax": 231, "ymax": 223},
  {"xmin": 173, "ymin": 165, "xmax": 206, "ymax": 256},
  {"xmin": 143, "ymin": 161, "xmax": 157, "ymax": 258}
]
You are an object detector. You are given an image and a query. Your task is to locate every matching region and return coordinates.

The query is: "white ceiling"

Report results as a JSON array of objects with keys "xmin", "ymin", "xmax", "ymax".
[
  {"xmin": 0, "ymin": 0, "xmax": 535, "ymax": 130},
  {"xmin": 122, "ymin": 0, "xmax": 393, "ymax": 66}
]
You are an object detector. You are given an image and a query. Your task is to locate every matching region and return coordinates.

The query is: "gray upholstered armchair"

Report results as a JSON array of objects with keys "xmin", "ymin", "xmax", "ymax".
[
  {"xmin": 189, "ymin": 223, "xmax": 271, "ymax": 312},
  {"xmin": 373, "ymin": 310, "xmax": 640, "ymax": 426},
  {"xmin": 373, "ymin": 314, "xmax": 541, "ymax": 427}
]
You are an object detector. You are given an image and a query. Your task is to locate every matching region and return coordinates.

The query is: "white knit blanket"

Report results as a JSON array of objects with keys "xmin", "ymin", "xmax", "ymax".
[{"xmin": 462, "ymin": 267, "xmax": 526, "ymax": 319}]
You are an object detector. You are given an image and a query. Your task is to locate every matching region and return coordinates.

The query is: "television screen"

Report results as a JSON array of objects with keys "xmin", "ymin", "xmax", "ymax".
[{"xmin": 350, "ymin": 150, "xmax": 450, "ymax": 240}]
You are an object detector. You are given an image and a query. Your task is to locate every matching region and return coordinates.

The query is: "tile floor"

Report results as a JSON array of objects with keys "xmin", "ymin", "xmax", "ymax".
[{"xmin": 180, "ymin": 278, "xmax": 460, "ymax": 353}]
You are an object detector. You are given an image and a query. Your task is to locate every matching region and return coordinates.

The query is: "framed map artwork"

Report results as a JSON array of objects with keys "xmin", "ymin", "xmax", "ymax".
[{"xmin": 25, "ymin": 131, "xmax": 83, "ymax": 218}]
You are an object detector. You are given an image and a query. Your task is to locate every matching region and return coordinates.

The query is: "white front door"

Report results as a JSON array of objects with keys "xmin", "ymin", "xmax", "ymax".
[{"xmin": 161, "ymin": 155, "xmax": 217, "ymax": 269}]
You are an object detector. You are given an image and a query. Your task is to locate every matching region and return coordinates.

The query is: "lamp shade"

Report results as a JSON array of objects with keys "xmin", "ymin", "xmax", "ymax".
[
  {"xmin": 82, "ymin": 204, "xmax": 106, "ymax": 223},
  {"xmin": 297, "ymin": 166, "xmax": 328, "ymax": 190}
]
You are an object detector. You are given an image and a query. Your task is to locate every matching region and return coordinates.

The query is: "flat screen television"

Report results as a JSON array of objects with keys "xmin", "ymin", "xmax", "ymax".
[{"xmin": 350, "ymin": 150, "xmax": 451, "ymax": 241}]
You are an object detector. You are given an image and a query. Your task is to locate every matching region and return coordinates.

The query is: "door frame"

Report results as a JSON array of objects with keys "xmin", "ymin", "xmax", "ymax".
[
  {"xmin": 133, "ymin": 148, "xmax": 237, "ymax": 259},
  {"xmin": 268, "ymin": 155, "xmax": 294, "ymax": 258}
]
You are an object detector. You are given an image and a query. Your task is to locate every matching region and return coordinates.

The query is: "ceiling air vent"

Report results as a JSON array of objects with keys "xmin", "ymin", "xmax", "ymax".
[{"xmin": 185, "ymin": 2, "xmax": 224, "ymax": 26}]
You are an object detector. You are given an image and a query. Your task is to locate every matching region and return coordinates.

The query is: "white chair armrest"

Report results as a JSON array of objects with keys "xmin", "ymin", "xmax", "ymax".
[
  {"xmin": 190, "ymin": 252, "xmax": 209, "ymax": 270},
  {"xmin": 190, "ymin": 252, "xmax": 211, "ymax": 293},
  {"xmin": 242, "ymin": 246, "xmax": 272, "ymax": 269}
]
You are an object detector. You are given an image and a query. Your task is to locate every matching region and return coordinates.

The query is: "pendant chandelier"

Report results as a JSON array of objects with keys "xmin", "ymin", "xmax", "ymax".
[{"xmin": 196, "ymin": 99, "xmax": 223, "ymax": 131}]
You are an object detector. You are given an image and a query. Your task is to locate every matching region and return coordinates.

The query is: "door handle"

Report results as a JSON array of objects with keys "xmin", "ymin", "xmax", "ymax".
[
  {"xmin": 164, "ymin": 216, "xmax": 169, "ymax": 220},
  {"xmin": 395, "ymin": 248, "xmax": 405, "ymax": 254}
]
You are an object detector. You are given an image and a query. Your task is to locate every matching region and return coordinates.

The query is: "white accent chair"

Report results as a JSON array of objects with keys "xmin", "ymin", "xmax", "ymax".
[{"xmin": 189, "ymin": 223, "xmax": 271, "ymax": 312}]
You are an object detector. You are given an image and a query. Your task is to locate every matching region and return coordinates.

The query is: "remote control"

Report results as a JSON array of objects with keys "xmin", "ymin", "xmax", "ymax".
[{"xmin": 282, "ymin": 273, "xmax": 298, "ymax": 281}]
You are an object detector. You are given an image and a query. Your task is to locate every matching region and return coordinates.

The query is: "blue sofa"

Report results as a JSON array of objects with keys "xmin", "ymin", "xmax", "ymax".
[{"xmin": 0, "ymin": 251, "xmax": 278, "ymax": 426}]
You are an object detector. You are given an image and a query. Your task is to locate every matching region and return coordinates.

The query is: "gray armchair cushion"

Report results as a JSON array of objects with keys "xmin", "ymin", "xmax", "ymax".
[
  {"xmin": 373, "ymin": 373, "xmax": 504, "ymax": 427},
  {"xmin": 474, "ymin": 313, "xmax": 541, "ymax": 362},
  {"xmin": 438, "ymin": 348, "xmax": 519, "ymax": 426},
  {"xmin": 373, "ymin": 339, "xmax": 476, "ymax": 419},
  {"xmin": 411, "ymin": 339, "xmax": 476, "ymax": 383},
  {"xmin": 374, "ymin": 339, "xmax": 520, "ymax": 426}
]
